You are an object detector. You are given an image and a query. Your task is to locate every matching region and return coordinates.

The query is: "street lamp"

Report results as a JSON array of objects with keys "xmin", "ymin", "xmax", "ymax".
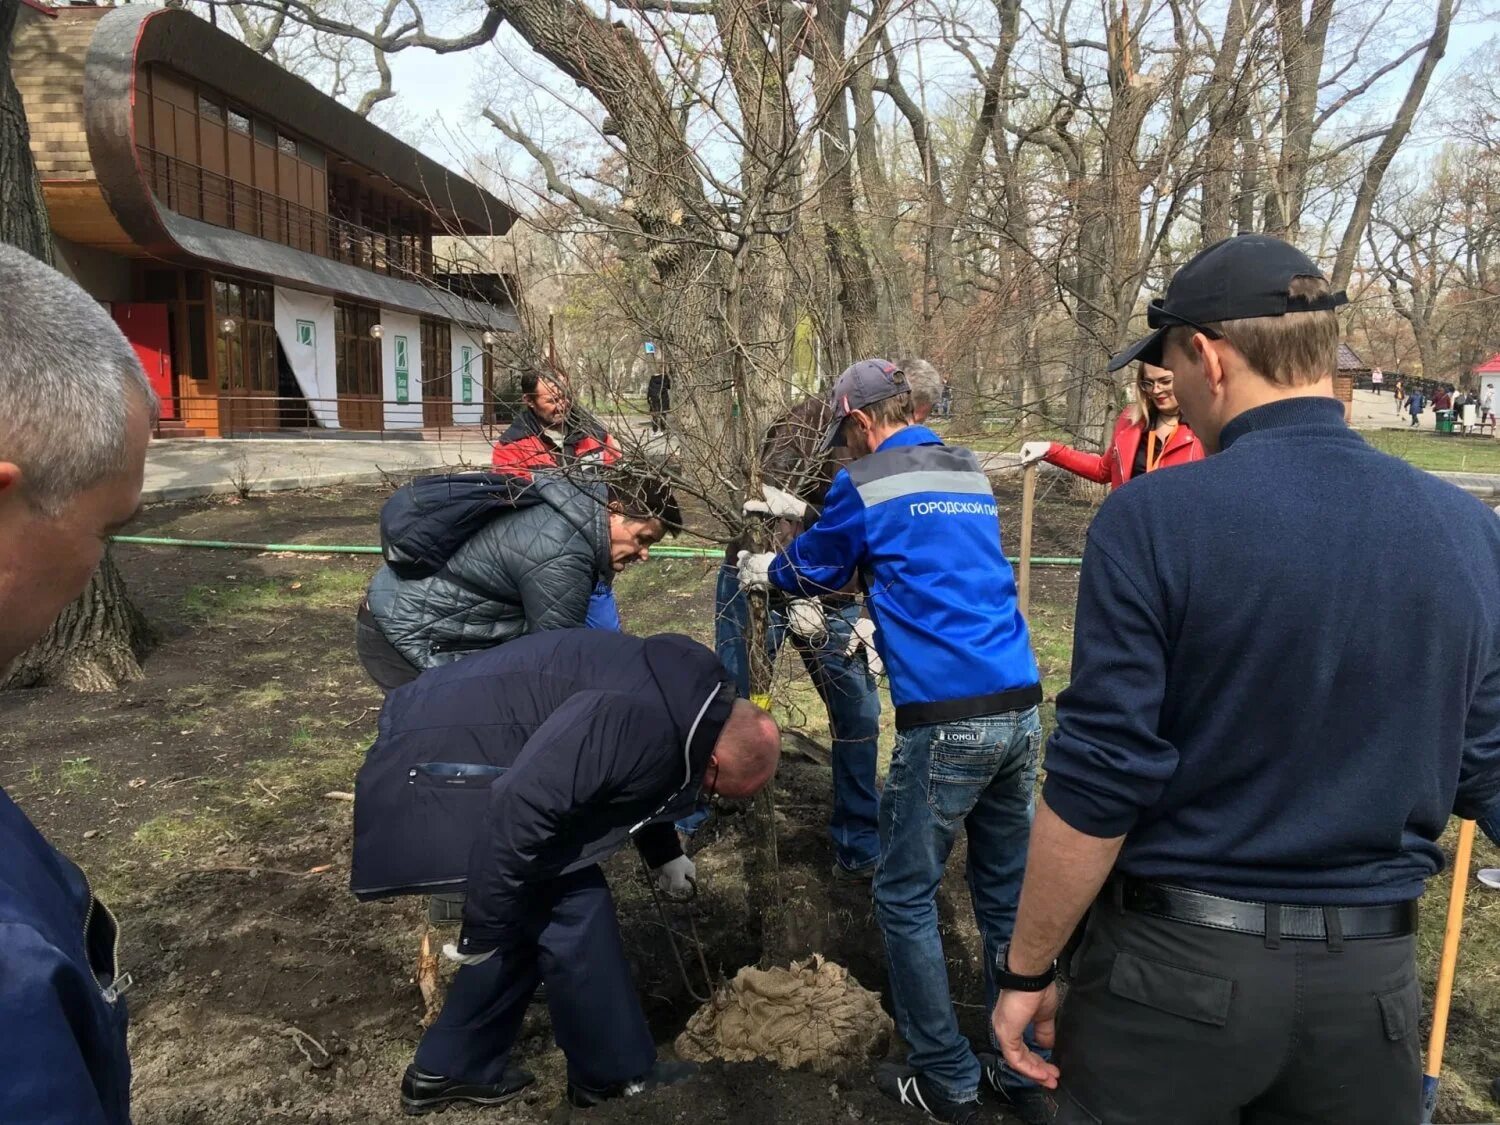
[
  {"xmin": 370, "ymin": 323, "xmax": 384, "ymax": 340},
  {"xmin": 219, "ymin": 317, "xmax": 239, "ymax": 335}
]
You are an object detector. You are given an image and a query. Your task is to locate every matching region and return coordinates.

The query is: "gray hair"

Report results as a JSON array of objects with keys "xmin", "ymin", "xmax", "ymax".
[
  {"xmin": 897, "ymin": 357, "xmax": 943, "ymax": 411},
  {"xmin": 0, "ymin": 245, "xmax": 156, "ymax": 514}
]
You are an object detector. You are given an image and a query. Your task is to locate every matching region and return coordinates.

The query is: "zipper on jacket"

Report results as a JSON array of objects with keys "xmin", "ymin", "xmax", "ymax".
[{"xmin": 79, "ymin": 866, "xmax": 131, "ymax": 1003}]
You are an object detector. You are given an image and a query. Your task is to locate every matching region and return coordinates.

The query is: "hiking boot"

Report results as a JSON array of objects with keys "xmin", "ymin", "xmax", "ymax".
[
  {"xmin": 977, "ymin": 1051, "xmax": 1052, "ymax": 1125},
  {"xmin": 832, "ymin": 859, "xmax": 877, "ymax": 882},
  {"xmin": 400, "ymin": 1064, "xmax": 534, "ymax": 1116},
  {"xmin": 566, "ymin": 1059, "xmax": 700, "ymax": 1107},
  {"xmin": 874, "ymin": 1062, "xmax": 985, "ymax": 1123}
]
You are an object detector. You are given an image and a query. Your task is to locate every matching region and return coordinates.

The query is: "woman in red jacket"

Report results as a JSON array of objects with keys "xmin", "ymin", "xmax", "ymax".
[{"xmin": 1018, "ymin": 362, "xmax": 1202, "ymax": 488}]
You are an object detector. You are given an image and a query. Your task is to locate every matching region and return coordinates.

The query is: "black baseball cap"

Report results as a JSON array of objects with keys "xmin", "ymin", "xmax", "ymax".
[
  {"xmin": 1107, "ymin": 235, "xmax": 1348, "ymax": 372},
  {"xmin": 819, "ymin": 359, "xmax": 911, "ymax": 450}
]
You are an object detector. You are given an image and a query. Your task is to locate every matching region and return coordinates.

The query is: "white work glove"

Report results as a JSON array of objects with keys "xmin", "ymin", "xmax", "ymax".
[
  {"xmin": 736, "ymin": 550, "xmax": 775, "ymax": 593},
  {"xmin": 743, "ymin": 483, "xmax": 811, "ymax": 522},
  {"xmin": 845, "ymin": 617, "xmax": 884, "ymax": 676},
  {"xmin": 1018, "ymin": 441, "xmax": 1051, "ymax": 466},
  {"xmin": 654, "ymin": 854, "xmax": 697, "ymax": 900},
  {"xmin": 786, "ymin": 598, "xmax": 828, "ymax": 646},
  {"xmin": 441, "ymin": 942, "xmax": 496, "ymax": 967}
]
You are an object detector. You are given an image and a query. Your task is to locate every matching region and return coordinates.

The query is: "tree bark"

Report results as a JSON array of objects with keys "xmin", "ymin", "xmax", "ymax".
[{"xmin": 0, "ymin": 3, "xmax": 150, "ymax": 692}]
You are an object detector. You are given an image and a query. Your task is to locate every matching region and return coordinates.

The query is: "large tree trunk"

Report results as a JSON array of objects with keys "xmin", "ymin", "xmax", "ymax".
[{"xmin": 0, "ymin": 3, "xmax": 150, "ymax": 692}]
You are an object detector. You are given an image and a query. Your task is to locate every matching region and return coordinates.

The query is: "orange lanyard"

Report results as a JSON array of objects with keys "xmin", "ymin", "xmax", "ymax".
[{"xmin": 1145, "ymin": 422, "xmax": 1177, "ymax": 472}]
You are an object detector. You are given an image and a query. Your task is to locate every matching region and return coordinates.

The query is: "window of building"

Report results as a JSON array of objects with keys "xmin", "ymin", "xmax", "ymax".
[
  {"xmin": 297, "ymin": 140, "xmax": 326, "ymax": 169},
  {"xmin": 253, "ymin": 118, "xmax": 276, "ymax": 146},
  {"xmin": 198, "ymin": 95, "xmax": 224, "ymax": 123},
  {"xmin": 277, "ymin": 132, "xmax": 298, "ymax": 156},
  {"xmin": 227, "ymin": 107, "xmax": 251, "ymax": 134}
]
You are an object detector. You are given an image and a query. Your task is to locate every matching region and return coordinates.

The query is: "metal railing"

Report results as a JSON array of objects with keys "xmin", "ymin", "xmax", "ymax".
[
  {"xmin": 137, "ymin": 147, "xmax": 476, "ymax": 282},
  {"xmin": 156, "ymin": 392, "xmax": 515, "ymax": 440}
]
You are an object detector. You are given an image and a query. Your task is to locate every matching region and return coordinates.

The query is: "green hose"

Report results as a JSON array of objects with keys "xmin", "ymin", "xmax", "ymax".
[{"xmin": 110, "ymin": 534, "xmax": 1084, "ymax": 566}]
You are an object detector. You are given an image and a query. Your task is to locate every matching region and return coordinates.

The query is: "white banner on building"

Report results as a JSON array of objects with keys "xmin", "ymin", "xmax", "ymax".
[
  {"xmin": 380, "ymin": 309, "xmax": 423, "ymax": 429},
  {"xmin": 452, "ymin": 325, "xmax": 486, "ymax": 427},
  {"xmin": 272, "ymin": 286, "xmax": 337, "ymax": 429}
]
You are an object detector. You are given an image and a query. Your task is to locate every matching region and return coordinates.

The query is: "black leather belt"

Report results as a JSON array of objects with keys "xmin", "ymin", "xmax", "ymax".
[{"xmin": 1114, "ymin": 877, "xmax": 1418, "ymax": 941}]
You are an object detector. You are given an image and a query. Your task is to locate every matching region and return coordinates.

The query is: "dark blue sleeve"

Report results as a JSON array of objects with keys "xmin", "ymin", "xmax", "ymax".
[
  {"xmin": 457, "ymin": 692, "xmax": 666, "ymax": 953},
  {"xmin": 0, "ymin": 924, "xmax": 115, "ymax": 1124},
  {"xmin": 1041, "ymin": 534, "xmax": 1180, "ymax": 838},
  {"xmin": 1458, "ymin": 640, "xmax": 1500, "ymax": 845},
  {"xmin": 769, "ymin": 468, "xmax": 866, "ymax": 596}
]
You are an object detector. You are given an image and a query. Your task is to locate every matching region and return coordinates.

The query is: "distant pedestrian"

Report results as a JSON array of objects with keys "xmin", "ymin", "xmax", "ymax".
[
  {"xmin": 1407, "ymin": 388, "xmax": 1425, "ymax": 427},
  {"xmin": 1372, "ymin": 368, "xmax": 1384, "ymax": 395},
  {"xmin": 1395, "ymin": 379, "xmax": 1405, "ymax": 415},
  {"xmin": 646, "ymin": 370, "xmax": 672, "ymax": 432},
  {"xmin": 1483, "ymin": 385, "xmax": 1495, "ymax": 423}
]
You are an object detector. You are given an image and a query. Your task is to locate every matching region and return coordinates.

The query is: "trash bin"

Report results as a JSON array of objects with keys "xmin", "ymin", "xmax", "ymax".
[{"xmin": 1436, "ymin": 410, "xmax": 1455, "ymax": 434}]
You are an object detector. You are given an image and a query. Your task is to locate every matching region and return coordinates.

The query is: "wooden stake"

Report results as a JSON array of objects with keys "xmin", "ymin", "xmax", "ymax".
[
  {"xmin": 1424, "ymin": 818, "xmax": 1476, "ymax": 1114},
  {"xmin": 1017, "ymin": 463, "xmax": 1037, "ymax": 619},
  {"xmin": 417, "ymin": 926, "xmax": 441, "ymax": 1028}
]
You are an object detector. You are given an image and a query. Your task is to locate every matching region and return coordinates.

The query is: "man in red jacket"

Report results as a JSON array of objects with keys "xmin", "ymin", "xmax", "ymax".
[
  {"xmin": 491, "ymin": 367, "xmax": 634, "ymax": 629},
  {"xmin": 491, "ymin": 369, "xmax": 620, "ymax": 476}
]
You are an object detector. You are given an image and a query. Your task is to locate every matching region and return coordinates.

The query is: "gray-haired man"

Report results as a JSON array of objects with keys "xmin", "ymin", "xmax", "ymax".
[{"xmin": 0, "ymin": 244, "xmax": 154, "ymax": 1124}]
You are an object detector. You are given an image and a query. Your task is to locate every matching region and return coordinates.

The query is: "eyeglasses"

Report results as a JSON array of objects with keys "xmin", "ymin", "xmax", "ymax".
[
  {"xmin": 1139, "ymin": 375, "xmax": 1175, "ymax": 392},
  {"xmin": 1146, "ymin": 298, "xmax": 1224, "ymax": 340}
]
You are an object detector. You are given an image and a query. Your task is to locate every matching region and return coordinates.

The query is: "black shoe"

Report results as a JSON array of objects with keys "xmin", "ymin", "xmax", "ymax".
[
  {"xmin": 400, "ymin": 1065, "xmax": 535, "ymax": 1116},
  {"xmin": 978, "ymin": 1051, "xmax": 1052, "ymax": 1125},
  {"xmin": 832, "ymin": 859, "xmax": 877, "ymax": 882},
  {"xmin": 566, "ymin": 1059, "xmax": 700, "ymax": 1108},
  {"xmin": 874, "ymin": 1062, "xmax": 985, "ymax": 1123}
]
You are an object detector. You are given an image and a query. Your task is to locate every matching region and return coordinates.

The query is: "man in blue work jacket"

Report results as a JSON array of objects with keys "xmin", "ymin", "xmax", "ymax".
[
  {"xmin": 350, "ymin": 629, "xmax": 782, "ymax": 1115},
  {"xmin": 739, "ymin": 360, "xmax": 1045, "ymax": 1124},
  {"xmin": 992, "ymin": 235, "xmax": 1500, "ymax": 1125},
  {"xmin": 0, "ymin": 245, "xmax": 155, "ymax": 1124}
]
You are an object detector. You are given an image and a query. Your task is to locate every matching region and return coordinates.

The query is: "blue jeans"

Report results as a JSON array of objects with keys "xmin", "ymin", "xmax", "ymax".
[
  {"xmin": 684, "ymin": 563, "xmax": 880, "ymax": 870},
  {"xmin": 873, "ymin": 708, "xmax": 1041, "ymax": 1102}
]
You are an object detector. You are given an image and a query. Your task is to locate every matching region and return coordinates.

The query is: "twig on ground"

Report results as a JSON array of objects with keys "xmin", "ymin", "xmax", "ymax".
[
  {"xmin": 340, "ymin": 707, "xmax": 377, "ymax": 729},
  {"xmin": 254, "ymin": 778, "xmax": 282, "ymax": 803},
  {"xmin": 282, "ymin": 1026, "xmax": 332, "ymax": 1069},
  {"xmin": 323, "ymin": 790, "xmax": 355, "ymax": 802}
]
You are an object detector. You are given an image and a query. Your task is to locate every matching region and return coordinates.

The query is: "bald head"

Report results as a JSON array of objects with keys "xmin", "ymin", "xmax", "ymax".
[{"xmin": 706, "ymin": 699, "xmax": 781, "ymax": 799}]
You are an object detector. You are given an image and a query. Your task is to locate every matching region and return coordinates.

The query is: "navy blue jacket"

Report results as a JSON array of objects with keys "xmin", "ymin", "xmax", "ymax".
[
  {"xmin": 769, "ymin": 426, "xmax": 1039, "ymax": 728},
  {"xmin": 350, "ymin": 630, "xmax": 733, "ymax": 953},
  {"xmin": 0, "ymin": 788, "xmax": 130, "ymax": 1124},
  {"xmin": 1044, "ymin": 398, "xmax": 1500, "ymax": 904}
]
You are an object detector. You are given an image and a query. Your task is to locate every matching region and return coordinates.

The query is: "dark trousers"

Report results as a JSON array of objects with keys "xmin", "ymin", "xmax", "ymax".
[
  {"xmin": 413, "ymin": 866, "xmax": 655, "ymax": 1090},
  {"xmin": 1053, "ymin": 900, "xmax": 1421, "ymax": 1124}
]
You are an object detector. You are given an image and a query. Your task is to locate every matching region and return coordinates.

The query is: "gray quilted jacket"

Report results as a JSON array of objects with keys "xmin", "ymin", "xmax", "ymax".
[{"xmin": 364, "ymin": 476, "xmax": 609, "ymax": 671}]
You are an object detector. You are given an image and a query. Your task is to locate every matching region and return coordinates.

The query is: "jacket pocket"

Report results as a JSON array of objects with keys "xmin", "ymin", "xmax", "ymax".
[
  {"xmin": 408, "ymin": 762, "xmax": 507, "ymax": 790},
  {"xmin": 1107, "ymin": 949, "xmax": 1234, "ymax": 1027}
]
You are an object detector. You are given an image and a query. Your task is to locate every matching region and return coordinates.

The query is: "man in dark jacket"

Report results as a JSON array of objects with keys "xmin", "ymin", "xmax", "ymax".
[
  {"xmin": 349, "ymin": 630, "xmax": 781, "ymax": 1114},
  {"xmin": 0, "ymin": 246, "xmax": 155, "ymax": 1124},
  {"xmin": 355, "ymin": 471, "xmax": 681, "ymax": 690}
]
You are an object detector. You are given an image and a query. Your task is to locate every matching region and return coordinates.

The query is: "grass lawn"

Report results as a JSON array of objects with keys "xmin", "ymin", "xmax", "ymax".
[{"xmin": 1363, "ymin": 429, "xmax": 1500, "ymax": 475}]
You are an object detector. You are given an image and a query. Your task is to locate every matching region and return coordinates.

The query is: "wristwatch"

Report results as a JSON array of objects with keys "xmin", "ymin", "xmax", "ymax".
[{"xmin": 995, "ymin": 944, "xmax": 1056, "ymax": 992}]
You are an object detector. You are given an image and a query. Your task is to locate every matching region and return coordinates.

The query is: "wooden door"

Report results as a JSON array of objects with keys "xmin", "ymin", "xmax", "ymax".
[
  {"xmin": 335, "ymin": 302, "xmax": 383, "ymax": 430},
  {"xmin": 112, "ymin": 303, "xmax": 176, "ymax": 420},
  {"xmin": 421, "ymin": 319, "xmax": 452, "ymax": 426}
]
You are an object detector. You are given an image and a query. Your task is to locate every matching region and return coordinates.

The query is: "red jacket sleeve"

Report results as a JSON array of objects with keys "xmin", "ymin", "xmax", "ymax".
[
  {"xmin": 491, "ymin": 438, "xmax": 543, "ymax": 476},
  {"xmin": 1043, "ymin": 441, "xmax": 1114, "ymax": 484}
]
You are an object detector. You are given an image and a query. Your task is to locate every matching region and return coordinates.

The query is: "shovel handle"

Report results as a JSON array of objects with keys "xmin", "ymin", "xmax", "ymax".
[
  {"xmin": 1017, "ymin": 463, "xmax": 1037, "ymax": 619},
  {"xmin": 1426, "ymin": 818, "xmax": 1477, "ymax": 1083}
]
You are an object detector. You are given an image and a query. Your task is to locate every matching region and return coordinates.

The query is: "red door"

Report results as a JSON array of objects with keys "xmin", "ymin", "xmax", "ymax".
[{"xmin": 112, "ymin": 303, "xmax": 176, "ymax": 420}]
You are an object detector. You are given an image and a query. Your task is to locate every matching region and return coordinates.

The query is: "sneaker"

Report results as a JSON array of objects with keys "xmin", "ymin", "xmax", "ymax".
[
  {"xmin": 400, "ymin": 1064, "xmax": 534, "ymax": 1116},
  {"xmin": 832, "ymin": 859, "xmax": 878, "ymax": 882},
  {"xmin": 566, "ymin": 1059, "xmax": 700, "ymax": 1107},
  {"xmin": 874, "ymin": 1062, "xmax": 985, "ymax": 1123},
  {"xmin": 978, "ymin": 1051, "xmax": 1052, "ymax": 1125}
]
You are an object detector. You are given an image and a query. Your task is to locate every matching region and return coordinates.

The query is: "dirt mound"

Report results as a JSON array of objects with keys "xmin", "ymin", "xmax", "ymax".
[{"xmin": 676, "ymin": 955, "xmax": 892, "ymax": 1073}]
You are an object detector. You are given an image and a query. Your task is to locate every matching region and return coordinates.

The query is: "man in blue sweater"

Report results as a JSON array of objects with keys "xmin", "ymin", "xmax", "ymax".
[
  {"xmin": 992, "ymin": 235, "xmax": 1500, "ymax": 1125},
  {"xmin": 739, "ymin": 360, "xmax": 1044, "ymax": 1124}
]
